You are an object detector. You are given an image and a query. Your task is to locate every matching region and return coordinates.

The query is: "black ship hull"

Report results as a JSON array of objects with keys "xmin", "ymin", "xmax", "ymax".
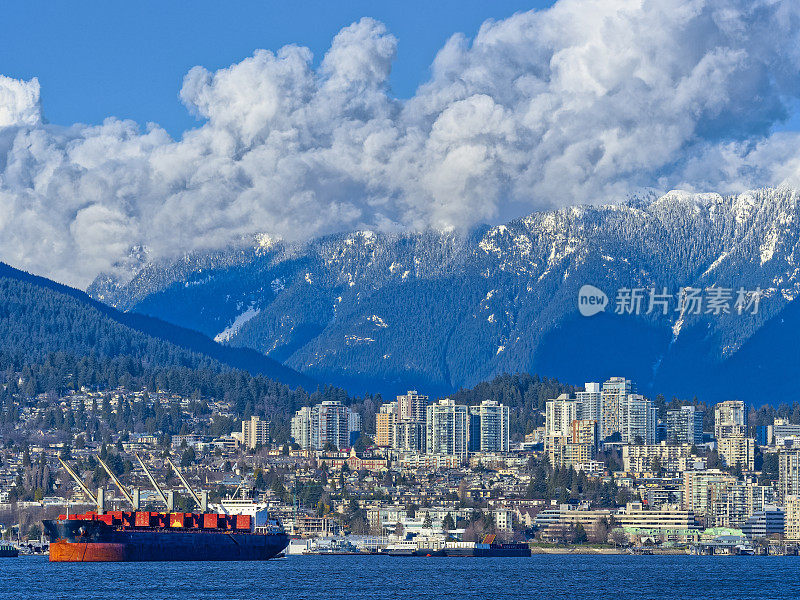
[{"xmin": 444, "ymin": 544, "xmax": 531, "ymax": 557}]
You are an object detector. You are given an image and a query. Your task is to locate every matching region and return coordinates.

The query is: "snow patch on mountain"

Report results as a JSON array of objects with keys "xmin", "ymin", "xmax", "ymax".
[
  {"xmin": 214, "ymin": 306, "xmax": 260, "ymax": 343},
  {"xmin": 367, "ymin": 315, "xmax": 388, "ymax": 328}
]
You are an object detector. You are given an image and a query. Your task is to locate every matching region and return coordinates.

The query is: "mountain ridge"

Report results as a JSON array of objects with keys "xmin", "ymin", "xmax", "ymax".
[
  {"xmin": 0, "ymin": 261, "xmax": 315, "ymax": 389},
  {"xmin": 87, "ymin": 187, "xmax": 800, "ymax": 401}
]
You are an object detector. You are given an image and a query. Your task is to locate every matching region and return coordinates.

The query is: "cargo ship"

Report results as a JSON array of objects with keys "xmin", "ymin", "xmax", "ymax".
[
  {"xmin": 44, "ymin": 510, "xmax": 288, "ymax": 562},
  {"xmin": 44, "ymin": 455, "xmax": 288, "ymax": 562}
]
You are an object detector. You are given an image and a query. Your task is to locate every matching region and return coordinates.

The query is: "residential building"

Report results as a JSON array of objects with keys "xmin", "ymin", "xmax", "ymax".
[
  {"xmin": 601, "ymin": 377, "xmax": 632, "ymax": 439},
  {"xmin": 313, "ymin": 401, "xmax": 352, "ymax": 450},
  {"xmin": 545, "ymin": 394, "xmax": 577, "ymax": 447},
  {"xmin": 706, "ymin": 480, "xmax": 752, "ymax": 528},
  {"xmin": 714, "ymin": 400, "xmax": 747, "ymax": 439},
  {"xmin": 593, "ymin": 378, "xmax": 657, "ymax": 444},
  {"xmin": 785, "ymin": 496, "xmax": 800, "ymax": 541},
  {"xmin": 717, "ymin": 436, "xmax": 755, "ymax": 470},
  {"xmin": 397, "ymin": 453, "xmax": 461, "ymax": 470},
  {"xmin": 680, "ymin": 475, "xmax": 772, "ymax": 529},
  {"xmin": 666, "ymin": 405, "xmax": 704, "ymax": 445},
  {"xmin": 171, "ymin": 434, "xmax": 204, "ymax": 450},
  {"xmin": 426, "ymin": 399, "xmax": 469, "ymax": 459},
  {"xmin": 290, "ymin": 407, "xmax": 313, "ymax": 450},
  {"xmin": 683, "ymin": 470, "xmax": 738, "ymax": 518},
  {"xmin": 747, "ymin": 483, "xmax": 777, "ymax": 515},
  {"xmin": 576, "ymin": 382, "xmax": 602, "ymax": 429},
  {"xmin": 395, "ymin": 420, "xmax": 426, "ymax": 452},
  {"xmin": 549, "ymin": 439, "xmax": 594, "ymax": 469},
  {"xmin": 472, "ymin": 400, "xmax": 510, "ymax": 453},
  {"xmin": 548, "ymin": 418, "xmax": 598, "ymax": 469},
  {"xmin": 396, "ymin": 390, "xmax": 429, "ymax": 422},
  {"xmin": 375, "ymin": 403, "xmax": 397, "ymax": 447},
  {"xmin": 290, "ymin": 401, "xmax": 359, "ymax": 450},
  {"xmin": 348, "ymin": 412, "xmax": 362, "ymax": 446},
  {"xmin": 622, "ymin": 442, "xmax": 692, "ymax": 473},
  {"xmin": 241, "ymin": 416, "xmax": 271, "ymax": 450},
  {"xmin": 618, "ymin": 394, "xmax": 657, "ymax": 445},
  {"xmin": 469, "ymin": 407, "xmax": 481, "ymax": 453},
  {"xmin": 381, "ymin": 391, "xmax": 430, "ymax": 453},
  {"xmin": 571, "ymin": 419, "xmax": 598, "ymax": 451},
  {"xmin": 779, "ymin": 448, "xmax": 800, "ymax": 501}
]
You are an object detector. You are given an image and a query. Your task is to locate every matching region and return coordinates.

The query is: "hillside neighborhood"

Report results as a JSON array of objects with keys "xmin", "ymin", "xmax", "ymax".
[{"xmin": 2, "ymin": 376, "xmax": 799, "ymax": 555}]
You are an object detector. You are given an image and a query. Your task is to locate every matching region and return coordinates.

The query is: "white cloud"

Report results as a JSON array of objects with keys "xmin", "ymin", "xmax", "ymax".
[
  {"xmin": 0, "ymin": 75, "xmax": 41, "ymax": 127},
  {"xmin": 2, "ymin": 4, "xmax": 800, "ymax": 287}
]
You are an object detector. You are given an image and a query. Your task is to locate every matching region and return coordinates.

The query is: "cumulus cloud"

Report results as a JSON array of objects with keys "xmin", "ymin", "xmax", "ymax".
[
  {"xmin": 3, "ymin": 3, "xmax": 800, "ymax": 287},
  {"xmin": 0, "ymin": 75, "xmax": 41, "ymax": 127}
]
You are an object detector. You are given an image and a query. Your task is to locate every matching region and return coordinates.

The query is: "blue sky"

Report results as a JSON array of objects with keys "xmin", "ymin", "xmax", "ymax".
[
  {"xmin": 1, "ymin": 0, "xmax": 555, "ymax": 137},
  {"xmin": 3, "ymin": 0, "xmax": 800, "ymax": 287}
]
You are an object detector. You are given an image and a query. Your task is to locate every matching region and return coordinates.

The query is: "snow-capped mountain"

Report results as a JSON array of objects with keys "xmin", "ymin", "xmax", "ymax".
[{"xmin": 88, "ymin": 187, "xmax": 800, "ymax": 402}]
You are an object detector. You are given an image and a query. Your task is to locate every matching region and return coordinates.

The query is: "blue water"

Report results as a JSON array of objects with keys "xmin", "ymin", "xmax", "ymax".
[{"xmin": 3, "ymin": 554, "xmax": 798, "ymax": 599}]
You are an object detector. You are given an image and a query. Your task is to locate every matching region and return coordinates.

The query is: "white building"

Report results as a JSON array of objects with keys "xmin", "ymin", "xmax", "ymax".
[
  {"xmin": 312, "ymin": 401, "xmax": 351, "ymax": 450},
  {"xmin": 290, "ymin": 401, "xmax": 359, "ymax": 450},
  {"xmin": 241, "ymin": 416, "xmax": 271, "ymax": 450},
  {"xmin": 426, "ymin": 399, "xmax": 469, "ymax": 460},
  {"xmin": 396, "ymin": 390, "xmax": 429, "ymax": 422},
  {"xmin": 717, "ymin": 436, "xmax": 755, "ymax": 470},
  {"xmin": 545, "ymin": 394, "xmax": 578, "ymax": 447},
  {"xmin": 715, "ymin": 400, "xmax": 747, "ymax": 440},
  {"xmin": 290, "ymin": 406, "xmax": 313, "ymax": 450},
  {"xmin": 473, "ymin": 400, "xmax": 510, "ymax": 453},
  {"xmin": 779, "ymin": 448, "xmax": 800, "ymax": 501},
  {"xmin": 623, "ymin": 442, "xmax": 693, "ymax": 473},
  {"xmin": 576, "ymin": 382, "xmax": 602, "ymax": 429},
  {"xmin": 619, "ymin": 394, "xmax": 657, "ymax": 445},
  {"xmin": 666, "ymin": 405, "xmax": 704, "ymax": 445},
  {"xmin": 601, "ymin": 377, "xmax": 633, "ymax": 440}
]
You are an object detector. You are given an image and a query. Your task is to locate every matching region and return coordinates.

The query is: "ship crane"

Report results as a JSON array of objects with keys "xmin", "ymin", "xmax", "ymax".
[
  {"xmin": 134, "ymin": 453, "xmax": 170, "ymax": 509},
  {"xmin": 96, "ymin": 454, "xmax": 139, "ymax": 510},
  {"xmin": 57, "ymin": 457, "xmax": 101, "ymax": 513},
  {"xmin": 166, "ymin": 457, "xmax": 207, "ymax": 512}
]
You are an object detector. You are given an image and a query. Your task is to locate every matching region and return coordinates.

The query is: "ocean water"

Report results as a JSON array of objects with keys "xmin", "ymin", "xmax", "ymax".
[{"xmin": 3, "ymin": 554, "xmax": 799, "ymax": 600}]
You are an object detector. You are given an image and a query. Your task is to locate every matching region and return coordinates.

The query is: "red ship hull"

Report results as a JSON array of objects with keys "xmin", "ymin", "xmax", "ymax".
[{"xmin": 44, "ymin": 511, "xmax": 289, "ymax": 562}]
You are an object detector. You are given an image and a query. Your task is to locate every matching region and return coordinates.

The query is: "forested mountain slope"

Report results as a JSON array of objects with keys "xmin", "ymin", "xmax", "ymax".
[
  {"xmin": 0, "ymin": 262, "xmax": 313, "ymax": 389},
  {"xmin": 90, "ymin": 188, "xmax": 800, "ymax": 402}
]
